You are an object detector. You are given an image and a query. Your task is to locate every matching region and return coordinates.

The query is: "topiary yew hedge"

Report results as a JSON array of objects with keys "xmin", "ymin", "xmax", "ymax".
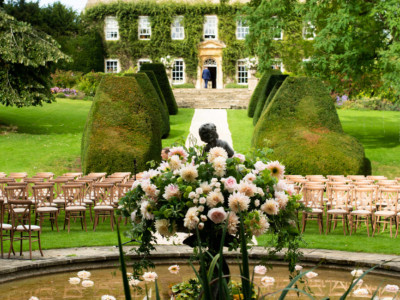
[
  {"xmin": 247, "ymin": 70, "xmax": 282, "ymax": 118},
  {"xmin": 81, "ymin": 76, "xmax": 161, "ymax": 174},
  {"xmin": 252, "ymin": 77, "xmax": 371, "ymax": 176},
  {"xmin": 252, "ymin": 74, "xmax": 288, "ymax": 126},
  {"xmin": 140, "ymin": 63, "xmax": 178, "ymax": 115}
]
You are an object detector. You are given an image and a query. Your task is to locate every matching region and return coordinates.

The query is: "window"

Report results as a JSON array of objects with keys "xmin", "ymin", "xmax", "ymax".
[
  {"xmin": 204, "ymin": 16, "xmax": 218, "ymax": 40},
  {"xmin": 105, "ymin": 16, "xmax": 119, "ymax": 40},
  {"xmin": 105, "ymin": 59, "xmax": 119, "ymax": 73},
  {"xmin": 272, "ymin": 17, "xmax": 283, "ymax": 40},
  {"xmin": 302, "ymin": 22, "xmax": 316, "ymax": 40},
  {"xmin": 237, "ymin": 60, "xmax": 248, "ymax": 84},
  {"xmin": 236, "ymin": 19, "xmax": 249, "ymax": 40},
  {"xmin": 172, "ymin": 59, "xmax": 184, "ymax": 84},
  {"xmin": 271, "ymin": 60, "xmax": 284, "ymax": 72},
  {"xmin": 171, "ymin": 16, "xmax": 184, "ymax": 40},
  {"xmin": 138, "ymin": 59, "xmax": 152, "ymax": 70},
  {"xmin": 138, "ymin": 16, "xmax": 151, "ymax": 40}
]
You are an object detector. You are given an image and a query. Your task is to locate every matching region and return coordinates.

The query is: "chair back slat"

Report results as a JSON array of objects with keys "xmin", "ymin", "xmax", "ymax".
[
  {"xmin": 303, "ymin": 186, "xmax": 325, "ymax": 209},
  {"xmin": 33, "ymin": 184, "xmax": 54, "ymax": 208},
  {"xmin": 62, "ymin": 185, "xmax": 85, "ymax": 207},
  {"xmin": 93, "ymin": 183, "xmax": 115, "ymax": 206}
]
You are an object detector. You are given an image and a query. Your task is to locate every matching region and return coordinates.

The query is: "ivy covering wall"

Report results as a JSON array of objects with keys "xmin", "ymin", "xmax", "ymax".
[{"xmin": 84, "ymin": 1, "xmax": 250, "ymax": 83}]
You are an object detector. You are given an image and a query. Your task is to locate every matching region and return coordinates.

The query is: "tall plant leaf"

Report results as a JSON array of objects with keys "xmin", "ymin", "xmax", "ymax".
[
  {"xmin": 116, "ymin": 222, "xmax": 132, "ymax": 300},
  {"xmin": 239, "ymin": 211, "xmax": 251, "ymax": 299}
]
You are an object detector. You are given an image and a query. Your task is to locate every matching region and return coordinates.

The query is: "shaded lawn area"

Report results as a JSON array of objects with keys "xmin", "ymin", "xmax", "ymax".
[
  {"xmin": 0, "ymin": 99, "xmax": 194, "ymax": 176},
  {"xmin": 228, "ymin": 109, "xmax": 400, "ymax": 178}
]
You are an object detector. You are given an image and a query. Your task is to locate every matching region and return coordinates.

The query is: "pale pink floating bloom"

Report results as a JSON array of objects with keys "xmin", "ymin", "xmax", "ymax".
[
  {"xmin": 77, "ymin": 270, "xmax": 91, "ymax": 279},
  {"xmin": 228, "ymin": 192, "xmax": 250, "ymax": 213},
  {"xmin": 305, "ymin": 271, "xmax": 318, "ymax": 279},
  {"xmin": 101, "ymin": 295, "xmax": 117, "ymax": 300},
  {"xmin": 354, "ymin": 279, "xmax": 363, "ymax": 286},
  {"xmin": 81, "ymin": 280, "xmax": 94, "ymax": 288},
  {"xmin": 168, "ymin": 265, "xmax": 180, "ymax": 274},
  {"xmin": 169, "ymin": 155, "xmax": 182, "ymax": 170},
  {"xmin": 351, "ymin": 269, "xmax": 364, "ymax": 278},
  {"xmin": 227, "ymin": 212, "xmax": 239, "ymax": 235},
  {"xmin": 69, "ymin": 277, "xmax": 81, "ymax": 285},
  {"xmin": 237, "ymin": 181, "xmax": 257, "ymax": 197},
  {"xmin": 261, "ymin": 200, "xmax": 279, "ymax": 215},
  {"xmin": 233, "ymin": 153, "xmax": 245, "ymax": 163},
  {"xmin": 295, "ymin": 265, "xmax": 303, "ymax": 271},
  {"xmin": 275, "ymin": 191, "xmax": 289, "ymax": 209},
  {"xmin": 266, "ymin": 161, "xmax": 285, "ymax": 180},
  {"xmin": 208, "ymin": 207, "xmax": 227, "ymax": 224},
  {"xmin": 163, "ymin": 184, "xmax": 180, "ymax": 200},
  {"xmin": 29, "ymin": 297, "xmax": 39, "ymax": 300},
  {"xmin": 254, "ymin": 265, "xmax": 267, "ymax": 275},
  {"xmin": 353, "ymin": 288, "xmax": 369, "ymax": 296},
  {"xmin": 180, "ymin": 164, "xmax": 198, "ymax": 182},
  {"xmin": 184, "ymin": 207, "xmax": 199, "ymax": 230},
  {"xmin": 254, "ymin": 161, "xmax": 268, "ymax": 172},
  {"xmin": 129, "ymin": 279, "xmax": 141, "ymax": 286},
  {"xmin": 384, "ymin": 284, "xmax": 399, "ymax": 293},
  {"xmin": 261, "ymin": 276, "xmax": 275, "ymax": 286},
  {"xmin": 155, "ymin": 219, "xmax": 175, "ymax": 237},
  {"xmin": 208, "ymin": 147, "xmax": 228, "ymax": 163},
  {"xmin": 168, "ymin": 146, "xmax": 188, "ymax": 162},
  {"xmin": 206, "ymin": 191, "xmax": 224, "ymax": 208},
  {"xmin": 143, "ymin": 272, "xmax": 158, "ymax": 282},
  {"xmin": 140, "ymin": 201, "xmax": 154, "ymax": 220},
  {"xmin": 223, "ymin": 176, "xmax": 237, "ymax": 193}
]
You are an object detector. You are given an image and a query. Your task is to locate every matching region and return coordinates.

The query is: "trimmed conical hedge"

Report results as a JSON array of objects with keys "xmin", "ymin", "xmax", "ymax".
[
  {"xmin": 252, "ymin": 75, "xmax": 288, "ymax": 126},
  {"xmin": 252, "ymin": 77, "xmax": 370, "ymax": 176},
  {"xmin": 247, "ymin": 70, "xmax": 282, "ymax": 118},
  {"xmin": 125, "ymin": 72, "xmax": 170, "ymax": 138},
  {"xmin": 140, "ymin": 63, "xmax": 178, "ymax": 115},
  {"xmin": 139, "ymin": 70, "xmax": 169, "ymax": 114},
  {"xmin": 81, "ymin": 76, "xmax": 161, "ymax": 174}
]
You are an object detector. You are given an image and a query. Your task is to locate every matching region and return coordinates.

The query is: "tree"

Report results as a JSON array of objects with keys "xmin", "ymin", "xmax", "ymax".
[{"xmin": 0, "ymin": 9, "xmax": 69, "ymax": 107}]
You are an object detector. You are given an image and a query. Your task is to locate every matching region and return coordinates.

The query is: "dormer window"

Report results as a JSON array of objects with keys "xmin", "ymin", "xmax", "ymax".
[
  {"xmin": 105, "ymin": 16, "xmax": 119, "ymax": 41},
  {"xmin": 171, "ymin": 16, "xmax": 184, "ymax": 40},
  {"xmin": 204, "ymin": 16, "xmax": 218, "ymax": 40},
  {"xmin": 139, "ymin": 16, "xmax": 151, "ymax": 40}
]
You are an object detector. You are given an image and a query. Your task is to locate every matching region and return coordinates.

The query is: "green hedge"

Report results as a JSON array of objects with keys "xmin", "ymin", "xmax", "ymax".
[
  {"xmin": 252, "ymin": 74, "xmax": 288, "ymax": 126},
  {"xmin": 247, "ymin": 70, "xmax": 281, "ymax": 118},
  {"xmin": 81, "ymin": 76, "xmax": 161, "ymax": 174},
  {"xmin": 140, "ymin": 63, "xmax": 178, "ymax": 115},
  {"xmin": 252, "ymin": 77, "xmax": 370, "ymax": 176}
]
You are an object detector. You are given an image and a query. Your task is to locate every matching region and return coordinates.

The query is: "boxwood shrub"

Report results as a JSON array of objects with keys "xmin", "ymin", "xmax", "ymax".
[
  {"xmin": 252, "ymin": 77, "xmax": 370, "ymax": 176},
  {"xmin": 81, "ymin": 76, "xmax": 161, "ymax": 174}
]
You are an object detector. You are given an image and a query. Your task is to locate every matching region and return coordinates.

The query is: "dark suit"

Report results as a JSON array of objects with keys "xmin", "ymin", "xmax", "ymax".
[{"xmin": 202, "ymin": 69, "xmax": 211, "ymax": 88}]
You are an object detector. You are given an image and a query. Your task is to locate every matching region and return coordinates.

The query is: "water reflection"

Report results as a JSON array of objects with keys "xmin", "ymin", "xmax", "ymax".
[{"xmin": 0, "ymin": 265, "xmax": 398, "ymax": 299}]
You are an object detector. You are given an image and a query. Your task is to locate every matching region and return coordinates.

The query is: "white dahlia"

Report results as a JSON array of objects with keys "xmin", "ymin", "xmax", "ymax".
[
  {"xmin": 206, "ymin": 191, "xmax": 224, "ymax": 208},
  {"xmin": 169, "ymin": 155, "xmax": 182, "ymax": 170},
  {"xmin": 140, "ymin": 201, "xmax": 154, "ymax": 220},
  {"xmin": 275, "ymin": 191, "xmax": 289, "ymax": 209},
  {"xmin": 184, "ymin": 207, "xmax": 199, "ymax": 230},
  {"xmin": 237, "ymin": 181, "xmax": 257, "ymax": 197},
  {"xmin": 213, "ymin": 156, "xmax": 227, "ymax": 177},
  {"xmin": 155, "ymin": 219, "xmax": 175, "ymax": 237},
  {"xmin": 228, "ymin": 192, "xmax": 250, "ymax": 213},
  {"xmin": 249, "ymin": 213, "xmax": 270, "ymax": 237},
  {"xmin": 168, "ymin": 146, "xmax": 189, "ymax": 162},
  {"xmin": 207, "ymin": 147, "xmax": 228, "ymax": 163},
  {"xmin": 163, "ymin": 184, "xmax": 180, "ymax": 200},
  {"xmin": 227, "ymin": 212, "xmax": 239, "ymax": 235},
  {"xmin": 261, "ymin": 199, "xmax": 279, "ymax": 215},
  {"xmin": 180, "ymin": 164, "xmax": 198, "ymax": 182}
]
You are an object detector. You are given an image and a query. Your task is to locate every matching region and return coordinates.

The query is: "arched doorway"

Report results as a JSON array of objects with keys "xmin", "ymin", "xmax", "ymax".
[{"xmin": 203, "ymin": 58, "xmax": 217, "ymax": 89}]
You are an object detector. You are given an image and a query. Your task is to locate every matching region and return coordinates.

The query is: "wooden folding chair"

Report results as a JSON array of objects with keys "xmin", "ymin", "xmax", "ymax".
[
  {"xmin": 8, "ymin": 172, "xmax": 28, "ymax": 182},
  {"xmin": 373, "ymin": 188, "xmax": 398, "ymax": 238},
  {"xmin": 0, "ymin": 199, "xmax": 12, "ymax": 258},
  {"xmin": 33, "ymin": 184, "xmax": 59, "ymax": 231},
  {"xmin": 301, "ymin": 185, "xmax": 325, "ymax": 234},
  {"xmin": 326, "ymin": 187, "xmax": 351, "ymax": 235},
  {"xmin": 93, "ymin": 183, "xmax": 116, "ymax": 231},
  {"xmin": 349, "ymin": 187, "xmax": 375, "ymax": 236},
  {"xmin": 63, "ymin": 184, "xmax": 87, "ymax": 233}
]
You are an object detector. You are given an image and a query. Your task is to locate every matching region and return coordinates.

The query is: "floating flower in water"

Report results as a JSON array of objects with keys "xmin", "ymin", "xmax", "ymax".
[
  {"xmin": 354, "ymin": 279, "xmax": 363, "ymax": 286},
  {"xmin": 77, "ymin": 270, "xmax": 91, "ymax": 279},
  {"xmin": 305, "ymin": 271, "xmax": 318, "ymax": 279},
  {"xmin": 81, "ymin": 280, "xmax": 94, "ymax": 288},
  {"xmin": 353, "ymin": 288, "xmax": 369, "ymax": 296},
  {"xmin": 29, "ymin": 297, "xmax": 39, "ymax": 300},
  {"xmin": 266, "ymin": 161, "xmax": 285, "ymax": 179},
  {"xmin": 207, "ymin": 207, "xmax": 227, "ymax": 224},
  {"xmin": 260, "ymin": 276, "xmax": 275, "ymax": 286},
  {"xmin": 69, "ymin": 277, "xmax": 81, "ymax": 285},
  {"xmin": 351, "ymin": 269, "xmax": 364, "ymax": 278},
  {"xmin": 168, "ymin": 265, "xmax": 180, "ymax": 274},
  {"xmin": 129, "ymin": 278, "xmax": 141, "ymax": 286},
  {"xmin": 295, "ymin": 265, "xmax": 303, "ymax": 271},
  {"xmin": 254, "ymin": 265, "xmax": 267, "ymax": 275},
  {"xmin": 101, "ymin": 295, "xmax": 116, "ymax": 300},
  {"xmin": 143, "ymin": 272, "xmax": 158, "ymax": 282},
  {"xmin": 384, "ymin": 284, "xmax": 399, "ymax": 293}
]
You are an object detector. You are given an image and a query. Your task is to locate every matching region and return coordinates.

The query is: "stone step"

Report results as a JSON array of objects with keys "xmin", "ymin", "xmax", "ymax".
[{"xmin": 173, "ymin": 88, "xmax": 251, "ymax": 109}]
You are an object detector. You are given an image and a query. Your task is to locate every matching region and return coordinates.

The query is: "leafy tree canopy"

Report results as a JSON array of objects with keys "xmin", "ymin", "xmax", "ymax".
[{"xmin": 0, "ymin": 9, "xmax": 69, "ymax": 107}]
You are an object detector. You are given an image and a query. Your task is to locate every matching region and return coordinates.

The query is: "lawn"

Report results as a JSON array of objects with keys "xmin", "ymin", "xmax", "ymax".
[{"xmin": 228, "ymin": 109, "xmax": 400, "ymax": 178}]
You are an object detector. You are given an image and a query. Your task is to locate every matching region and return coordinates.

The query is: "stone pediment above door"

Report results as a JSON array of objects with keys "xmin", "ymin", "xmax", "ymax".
[{"xmin": 199, "ymin": 40, "xmax": 226, "ymax": 49}]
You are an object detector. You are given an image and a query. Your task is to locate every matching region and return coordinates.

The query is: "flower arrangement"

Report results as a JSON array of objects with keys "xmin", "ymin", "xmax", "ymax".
[
  {"xmin": 244, "ymin": 57, "xmax": 259, "ymax": 69},
  {"xmin": 160, "ymin": 55, "xmax": 174, "ymax": 69},
  {"xmin": 50, "ymin": 87, "xmax": 78, "ymax": 97},
  {"xmin": 120, "ymin": 146, "xmax": 303, "ymax": 282}
]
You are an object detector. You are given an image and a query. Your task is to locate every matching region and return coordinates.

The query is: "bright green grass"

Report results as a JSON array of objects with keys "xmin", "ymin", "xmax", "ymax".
[
  {"xmin": 228, "ymin": 109, "xmax": 400, "ymax": 178},
  {"xmin": 162, "ymin": 108, "xmax": 194, "ymax": 148}
]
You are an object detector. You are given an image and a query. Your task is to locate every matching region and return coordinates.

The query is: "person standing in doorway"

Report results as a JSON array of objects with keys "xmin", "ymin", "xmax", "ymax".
[{"xmin": 202, "ymin": 67, "xmax": 211, "ymax": 88}]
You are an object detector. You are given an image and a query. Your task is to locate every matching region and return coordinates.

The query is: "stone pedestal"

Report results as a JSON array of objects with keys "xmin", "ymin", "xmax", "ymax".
[
  {"xmin": 166, "ymin": 68, "xmax": 172, "ymax": 86},
  {"xmin": 248, "ymin": 77, "xmax": 259, "ymax": 91}
]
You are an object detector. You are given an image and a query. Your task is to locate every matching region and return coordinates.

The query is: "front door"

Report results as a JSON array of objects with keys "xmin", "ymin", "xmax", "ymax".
[{"xmin": 208, "ymin": 67, "xmax": 217, "ymax": 89}]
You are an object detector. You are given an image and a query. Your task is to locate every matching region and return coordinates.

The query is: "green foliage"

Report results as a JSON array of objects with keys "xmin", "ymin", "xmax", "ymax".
[
  {"xmin": 247, "ymin": 71, "xmax": 281, "ymax": 117},
  {"xmin": 338, "ymin": 97, "xmax": 400, "ymax": 112},
  {"xmin": 252, "ymin": 77, "xmax": 370, "ymax": 176},
  {"xmin": 139, "ymin": 70, "xmax": 168, "ymax": 113},
  {"xmin": 76, "ymin": 72, "xmax": 105, "ymax": 97},
  {"xmin": 0, "ymin": 9, "xmax": 69, "ymax": 107},
  {"xmin": 127, "ymin": 72, "xmax": 170, "ymax": 138},
  {"xmin": 83, "ymin": 1, "xmax": 248, "ymax": 82},
  {"xmin": 173, "ymin": 83, "xmax": 196, "ymax": 89},
  {"xmin": 81, "ymin": 76, "xmax": 161, "ymax": 174},
  {"xmin": 253, "ymin": 74, "xmax": 288, "ymax": 126},
  {"xmin": 225, "ymin": 83, "xmax": 248, "ymax": 89},
  {"xmin": 51, "ymin": 69, "xmax": 83, "ymax": 88},
  {"xmin": 140, "ymin": 63, "xmax": 179, "ymax": 115}
]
